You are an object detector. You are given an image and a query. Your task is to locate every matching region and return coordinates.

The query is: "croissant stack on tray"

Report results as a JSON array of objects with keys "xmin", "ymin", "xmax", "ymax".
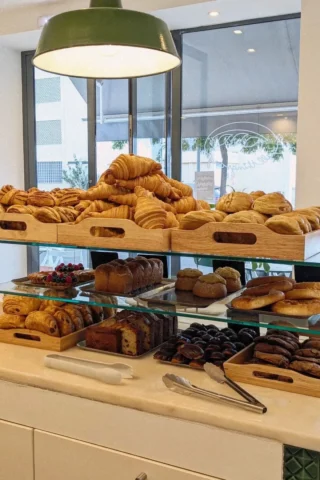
[{"xmin": 0, "ymin": 295, "xmax": 113, "ymax": 338}]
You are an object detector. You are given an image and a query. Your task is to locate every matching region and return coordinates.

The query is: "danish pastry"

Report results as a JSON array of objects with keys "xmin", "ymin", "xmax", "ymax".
[
  {"xmin": 3, "ymin": 295, "xmax": 41, "ymax": 315},
  {"xmin": 265, "ymin": 215, "xmax": 303, "ymax": 235},
  {"xmin": 25, "ymin": 311, "xmax": 60, "ymax": 337},
  {"xmin": 223, "ymin": 210, "xmax": 268, "ymax": 224},
  {"xmin": 0, "ymin": 313, "xmax": 26, "ymax": 329},
  {"xmin": 179, "ymin": 210, "xmax": 218, "ymax": 230},
  {"xmin": 253, "ymin": 192, "xmax": 292, "ymax": 215},
  {"xmin": 216, "ymin": 192, "xmax": 253, "ymax": 213}
]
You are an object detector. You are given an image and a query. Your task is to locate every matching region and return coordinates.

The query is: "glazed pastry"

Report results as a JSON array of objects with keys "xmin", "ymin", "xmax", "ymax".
[
  {"xmin": 105, "ymin": 154, "xmax": 161, "ymax": 181},
  {"xmin": 193, "ymin": 273, "xmax": 227, "ymax": 299},
  {"xmin": 175, "ymin": 268, "xmax": 202, "ymax": 291},
  {"xmin": 88, "ymin": 205, "xmax": 134, "ymax": 221},
  {"xmin": 179, "ymin": 211, "xmax": 218, "ymax": 230},
  {"xmin": 196, "ymin": 200, "xmax": 211, "ymax": 210},
  {"xmin": 79, "ymin": 184, "xmax": 127, "ymax": 201},
  {"xmin": 253, "ymin": 192, "xmax": 292, "ymax": 215},
  {"xmin": 159, "ymin": 173, "xmax": 193, "ymax": 197},
  {"xmin": 243, "ymin": 280, "xmax": 293, "ymax": 296},
  {"xmin": 45, "ymin": 307, "xmax": 75, "ymax": 336},
  {"xmin": 3, "ymin": 295, "xmax": 41, "ymax": 315},
  {"xmin": 246, "ymin": 276, "xmax": 295, "ymax": 288},
  {"xmin": 0, "ymin": 204, "xmax": 6, "ymax": 213},
  {"xmin": 63, "ymin": 305, "xmax": 84, "ymax": 331},
  {"xmin": 6, "ymin": 205, "xmax": 37, "ymax": 215},
  {"xmin": 134, "ymin": 187, "xmax": 167, "ymax": 229},
  {"xmin": 265, "ymin": 215, "xmax": 303, "ymax": 235},
  {"xmin": 28, "ymin": 191, "xmax": 56, "ymax": 207},
  {"xmin": 56, "ymin": 189, "xmax": 82, "ymax": 207},
  {"xmin": 223, "ymin": 210, "xmax": 268, "ymax": 224},
  {"xmin": 215, "ymin": 267, "xmax": 242, "ymax": 293},
  {"xmin": 165, "ymin": 211, "xmax": 179, "ymax": 228},
  {"xmin": 34, "ymin": 207, "xmax": 61, "ymax": 223},
  {"xmin": 54, "ymin": 207, "xmax": 79, "ymax": 223},
  {"xmin": 76, "ymin": 305, "xmax": 94, "ymax": 327},
  {"xmin": 285, "ymin": 288, "xmax": 320, "ymax": 300},
  {"xmin": 154, "ymin": 198, "xmax": 176, "ymax": 214},
  {"xmin": 25, "ymin": 311, "xmax": 60, "ymax": 337},
  {"xmin": 216, "ymin": 192, "xmax": 253, "ymax": 213},
  {"xmin": 272, "ymin": 299, "xmax": 320, "ymax": 316},
  {"xmin": 116, "ymin": 174, "xmax": 172, "ymax": 199},
  {"xmin": 28, "ymin": 272, "xmax": 49, "ymax": 284},
  {"xmin": 231, "ymin": 290, "xmax": 285, "ymax": 310},
  {"xmin": 0, "ymin": 189, "xmax": 28, "ymax": 206},
  {"xmin": 40, "ymin": 299, "xmax": 66, "ymax": 310},
  {"xmin": 0, "ymin": 313, "xmax": 26, "ymax": 329},
  {"xmin": 168, "ymin": 187, "xmax": 183, "ymax": 201},
  {"xmin": 250, "ymin": 191, "xmax": 266, "ymax": 201},
  {"xmin": 172, "ymin": 197, "xmax": 198, "ymax": 214}
]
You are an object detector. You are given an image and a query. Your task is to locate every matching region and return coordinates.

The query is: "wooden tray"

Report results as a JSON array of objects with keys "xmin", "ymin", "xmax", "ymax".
[
  {"xmin": 171, "ymin": 222, "xmax": 320, "ymax": 261},
  {"xmin": 224, "ymin": 344, "xmax": 320, "ymax": 398},
  {"xmin": 57, "ymin": 218, "xmax": 171, "ymax": 252},
  {"xmin": 0, "ymin": 326, "xmax": 89, "ymax": 352},
  {"xmin": 0, "ymin": 213, "xmax": 58, "ymax": 244}
]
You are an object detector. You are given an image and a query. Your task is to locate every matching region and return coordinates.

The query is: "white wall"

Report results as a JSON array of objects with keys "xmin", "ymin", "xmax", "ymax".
[
  {"xmin": 0, "ymin": 47, "xmax": 27, "ymax": 282},
  {"xmin": 296, "ymin": 0, "xmax": 320, "ymax": 207}
]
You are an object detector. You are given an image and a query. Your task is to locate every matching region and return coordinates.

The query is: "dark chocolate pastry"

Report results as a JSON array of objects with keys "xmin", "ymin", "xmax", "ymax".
[
  {"xmin": 190, "ymin": 323, "xmax": 207, "ymax": 331},
  {"xmin": 171, "ymin": 353, "xmax": 189, "ymax": 364},
  {"xmin": 267, "ymin": 329, "xmax": 299, "ymax": 342},
  {"xmin": 290, "ymin": 360, "xmax": 320, "ymax": 378},
  {"xmin": 254, "ymin": 351, "xmax": 290, "ymax": 368},
  {"xmin": 295, "ymin": 349, "xmax": 320, "ymax": 359},
  {"xmin": 293, "ymin": 355, "xmax": 320, "ymax": 365},
  {"xmin": 254, "ymin": 336, "xmax": 297, "ymax": 354},
  {"xmin": 178, "ymin": 344, "xmax": 204, "ymax": 360},
  {"xmin": 302, "ymin": 340, "xmax": 320, "ymax": 350},
  {"xmin": 254, "ymin": 342, "xmax": 292, "ymax": 359}
]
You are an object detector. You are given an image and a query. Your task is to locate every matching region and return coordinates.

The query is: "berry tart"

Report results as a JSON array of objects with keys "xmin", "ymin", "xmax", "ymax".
[
  {"xmin": 55, "ymin": 263, "xmax": 95, "ymax": 283},
  {"xmin": 44, "ymin": 271, "xmax": 78, "ymax": 291}
]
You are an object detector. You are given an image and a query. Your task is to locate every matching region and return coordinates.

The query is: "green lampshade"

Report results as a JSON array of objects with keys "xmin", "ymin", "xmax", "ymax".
[{"xmin": 33, "ymin": 0, "xmax": 181, "ymax": 78}]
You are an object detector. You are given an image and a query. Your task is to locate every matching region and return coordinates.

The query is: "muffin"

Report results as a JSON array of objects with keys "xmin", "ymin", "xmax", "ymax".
[
  {"xmin": 215, "ymin": 267, "xmax": 242, "ymax": 293},
  {"xmin": 193, "ymin": 273, "xmax": 227, "ymax": 299},
  {"xmin": 175, "ymin": 268, "xmax": 202, "ymax": 291}
]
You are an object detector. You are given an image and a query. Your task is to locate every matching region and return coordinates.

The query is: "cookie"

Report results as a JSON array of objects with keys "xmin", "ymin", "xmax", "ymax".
[
  {"xmin": 254, "ymin": 342, "xmax": 292, "ymax": 359},
  {"xmin": 254, "ymin": 351, "xmax": 290, "ymax": 368},
  {"xmin": 293, "ymin": 355, "xmax": 320, "ymax": 365},
  {"xmin": 267, "ymin": 329, "xmax": 300, "ymax": 343},
  {"xmin": 290, "ymin": 360, "xmax": 320, "ymax": 378},
  {"xmin": 254, "ymin": 335, "xmax": 297, "ymax": 354},
  {"xmin": 302, "ymin": 340, "xmax": 320, "ymax": 350},
  {"xmin": 295, "ymin": 349, "xmax": 320, "ymax": 359}
]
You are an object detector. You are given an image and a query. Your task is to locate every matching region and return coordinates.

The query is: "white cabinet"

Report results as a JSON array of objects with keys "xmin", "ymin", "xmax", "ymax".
[
  {"xmin": 35, "ymin": 430, "xmax": 218, "ymax": 480},
  {"xmin": 0, "ymin": 420, "xmax": 33, "ymax": 480}
]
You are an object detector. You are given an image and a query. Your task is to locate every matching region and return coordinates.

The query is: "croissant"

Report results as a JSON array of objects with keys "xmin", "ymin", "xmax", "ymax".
[
  {"xmin": 106, "ymin": 154, "xmax": 161, "ymax": 180},
  {"xmin": 155, "ymin": 198, "xmax": 176, "ymax": 213},
  {"xmin": 28, "ymin": 191, "xmax": 56, "ymax": 207},
  {"xmin": 75, "ymin": 200, "xmax": 116, "ymax": 224},
  {"xmin": 116, "ymin": 174, "xmax": 172, "ymax": 198},
  {"xmin": 3, "ymin": 295, "xmax": 41, "ymax": 315},
  {"xmin": 7, "ymin": 205, "xmax": 37, "ymax": 215},
  {"xmin": 79, "ymin": 184, "xmax": 127, "ymax": 201},
  {"xmin": 108, "ymin": 193, "xmax": 137, "ymax": 207},
  {"xmin": 197, "ymin": 200, "xmax": 211, "ymax": 210},
  {"xmin": 0, "ymin": 313, "xmax": 26, "ymax": 329},
  {"xmin": 74, "ymin": 200, "xmax": 92, "ymax": 212},
  {"xmin": 172, "ymin": 197, "xmax": 198, "ymax": 214},
  {"xmin": 160, "ymin": 173, "xmax": 193, "ymax": 197},
  {"xmin": 168, "ymin": 187, "xmax": 183, "ymax": 201},
  {"xmin": 179, "ymin": 211, "xmax": 219, "ymax": 230},
  {"xmin": 0, "ymin": 204, "xmax": 5, "ymax": 213},
  {"xmin": 165, "ymin": 212, "xmax": 179, "ymax": 228},
  {"xmin": 134, "ymin": 187, "xmax": 167, "ymax": 229},
  {"xmin": 0, "ymin": 189, "xmax": 28, "ymax": 206},
  {"xmin": 88, "ymin": 205, "xmax": 134, "ymax": 220},
  {"xmin": 34, "ymin": 207, "xmax": 61, "ymax": 223}
]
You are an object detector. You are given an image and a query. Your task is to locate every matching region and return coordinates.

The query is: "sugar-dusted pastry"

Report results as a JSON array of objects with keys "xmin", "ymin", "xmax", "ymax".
[
  {"xmin": 253, "ymin": 192, "xmax": 292, "ymax": 215},
  {"xmin": 197, "ymin": 200, "xmax": 211, "ymax": 210},
  {"xmin": 3, "ymin": 295, "xmax": 41, "ymax": 315},
  {"xmin": 28, "ymin": 191, "xmax": 56, "ymax": 207},
  {"xmin": 223, "ymin": 210, "xmax": 268, "ymax": 224},
  {"xmin": 250, "ymin": 191, "xmax": 266, "ymax": 201},
  {"xmin": 172, "ymin": 197, "xmax": 198, "ymax": 214},
  {"xmin": 105, "ymin": 153, "xmax": 161, "ymax": 181},
  {"xmin": 134, "ymin": 187, "xmax": 167, "ymax": 229},
  {"xmin": 215, "ymin": 267, "xmax": 242, "ymax": 293},
  {"xmin": 116, "ymin": 174, "xmax": 172, "ymax": 199},
  {"xmin": 216, "ymin": 192, "xmax": 253, "ymax": 213},
  {"xmin": 88, "ymin": 205, "xmax": 134, "ymax": 221},
  {"xmin": 179, "ymin": 210, "xmax": 219, "ymax": 230},
  {"xmin": 0, "ymin": 313, "xmax": 26, "ymax": 329},
  {"xmin": 175, "ymin": 268, "xmax": 202, "ymax": 291},
  {"xmin": 79, "ymin": 184, "xmax": 127, "ymax": 201},
  {"xmin": 165, "ymin": 211, "xmax": 179, "ymax": 228},
  {"xmin": 193, "ymin": 273, "xmax": 227, "ymax": 299},
  {"xmin": 34, "ymin": 207, "xmax": 61, "ymax": 223},
  {"xmin": 265, "ymin": 215, "xmax": 304, "ymax": 235},
  {"xmin": 25, "ymin": 311, "xmax": 60, "ymax": 337},
  {"xmin": 159, "ymin": 173, "xmax": 193, "ymax": 197},
  {"xmin": 0, "ymin": 189, "xmax": 28, "ymax": 206}
]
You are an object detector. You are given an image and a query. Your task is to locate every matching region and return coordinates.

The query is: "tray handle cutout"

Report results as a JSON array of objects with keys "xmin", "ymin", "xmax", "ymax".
[
  {"xmin": 14, "ymin": 333, "xmax": 41, "ymax": 342},
  {"xmin": 252, "ymin": 370, "xmax": 293, "ymax": 384},
  {"xmin": 213, "ymin": 232, "xmax": 257, "ymax": 245},
  {"xmin": 0, "ymin": 221, "xmax": 27, "ymax": 232},
  {"xmin": 90, "ymin": 227, "xmax": 125, "ymax": 239}
]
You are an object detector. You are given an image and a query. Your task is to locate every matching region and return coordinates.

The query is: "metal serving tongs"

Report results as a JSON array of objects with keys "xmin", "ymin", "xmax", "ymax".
[
  {"xmin": 163, "ymin": 371, "xmax": 266, "ymax": 415},
  {"xmin": 204, "ymin": 363, "xmax": 267, "ymax": 414}
]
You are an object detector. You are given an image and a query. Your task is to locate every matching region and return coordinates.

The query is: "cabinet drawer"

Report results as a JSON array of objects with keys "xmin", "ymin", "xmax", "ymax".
[
  {"xmin": 35, "ymin": 430, "xmax": 217, "ymax": 480},
  {"xmin": 0, "ymin": 420, "xmax": 33, "ymax": 480}
]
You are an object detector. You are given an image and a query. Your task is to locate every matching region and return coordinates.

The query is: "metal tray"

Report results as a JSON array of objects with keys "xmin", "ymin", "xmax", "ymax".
[
  {"xmin": 80, "ymin": 279, "xmax": 175, "ymax": 298},
  {"xmin": 226, "ymin": 304, "xmax": 309, "ymax": 328},
  {"xmin": 77, "ymin": 340, "xmax": 164, "ymax": 359},
  {"xmin": 12, "ymin": 276, "xmax": 93, "ymax": 288},
  {"xmin": 139, "ymin": 287, "xmax": 218, "ymax": 308}
]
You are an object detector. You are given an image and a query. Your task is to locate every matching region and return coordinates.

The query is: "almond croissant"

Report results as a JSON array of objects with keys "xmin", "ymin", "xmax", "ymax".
[
  {"xmin": 116, "ymin": 174, "xmax": 172, "ymax": 199},
  {"xmin": 134, "ymin": 187, "xmax": 167, "ymax": 229},
  {"xmin": 106, "ymin": 154, "xmax": 161, "ymax": 181}
]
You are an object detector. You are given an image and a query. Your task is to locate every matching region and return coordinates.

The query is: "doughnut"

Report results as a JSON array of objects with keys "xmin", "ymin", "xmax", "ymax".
[
  {"xmin": 243, "ymin": 280, "xmax": 293, "ymax": 296},
  {"xmin": 246, "ymin": 276, "xmax": 295, "ymax": 288},
  {"xmin": 231, "ymin": 289, "xmax": 285, "ymax": 310},
  {"xmin": 285, "ymin": 288, "xmax": 320, "ymax": 300},
  {"xmin": 272, "ymin": 299, "xmax": 320, "ymax": 316}
]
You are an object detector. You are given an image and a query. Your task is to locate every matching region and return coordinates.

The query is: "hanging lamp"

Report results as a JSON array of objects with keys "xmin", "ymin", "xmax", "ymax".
[{"xmin": 33, "ymin": 0, "xmax": 181, "ymax": 78}]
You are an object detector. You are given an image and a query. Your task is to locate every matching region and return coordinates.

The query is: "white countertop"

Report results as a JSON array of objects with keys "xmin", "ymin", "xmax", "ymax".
[{"xmin": 0, "ymin": 343, "xmax": 319, "ymax": 451}]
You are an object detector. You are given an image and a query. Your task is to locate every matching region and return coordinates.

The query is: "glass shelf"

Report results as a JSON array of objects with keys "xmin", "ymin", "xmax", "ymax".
[
  {"xmin": 1, "ymin": 282, "xmax": 320, "ymax": 337},
  {"xmin": 3, "ymin": 238, "xmax": 320, "ymax": 266}
]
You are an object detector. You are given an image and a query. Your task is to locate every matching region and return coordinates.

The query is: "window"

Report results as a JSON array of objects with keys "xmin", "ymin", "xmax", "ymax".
[
  {"xmin": 36, "ymin": 120, "xmax": 62, "ymax": 145},
  {"xmin": 35, "ymin": 77, "xmax": 61, "ymax": 103},
  {"xmin": 181, "ymin": 17, "xmax": 300, "ymax": 206},
  {"xmin": 37, "ymin": 161, "xmax": 62, "ymax": 184}
]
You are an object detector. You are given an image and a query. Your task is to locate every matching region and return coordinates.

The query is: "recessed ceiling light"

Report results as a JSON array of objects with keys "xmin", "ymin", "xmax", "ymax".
[
  {"xmin": 209, "ymin": 11, "xmax": 220, "ymax": 17},
  {"xmin": 247, "ymin": 48, "xmax": 256, "ymax": 53},
  {"xmin": 277, "ymin": 114, "xmax": 284, "ymax": 117},
  {"xmin": 234, "ymin": 30, "xmax": 243, "ymax": 35}
]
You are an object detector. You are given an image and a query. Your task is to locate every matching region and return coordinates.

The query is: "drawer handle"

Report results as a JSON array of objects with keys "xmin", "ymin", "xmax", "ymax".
[{"xmin": 136, "ymin": 474, "xmax": 147, "ymax": 480}]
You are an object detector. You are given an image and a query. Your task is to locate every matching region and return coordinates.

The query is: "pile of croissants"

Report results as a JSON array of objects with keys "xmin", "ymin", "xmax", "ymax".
[{"xmin": 0, "ymin": 154, "xmax": 210, "ymax": 230}]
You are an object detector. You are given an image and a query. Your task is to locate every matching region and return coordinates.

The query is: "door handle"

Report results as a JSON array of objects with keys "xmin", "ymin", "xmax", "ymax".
[{"xmin": 136, "ymin": 474, "xmax": 147, "ymax": 480}]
